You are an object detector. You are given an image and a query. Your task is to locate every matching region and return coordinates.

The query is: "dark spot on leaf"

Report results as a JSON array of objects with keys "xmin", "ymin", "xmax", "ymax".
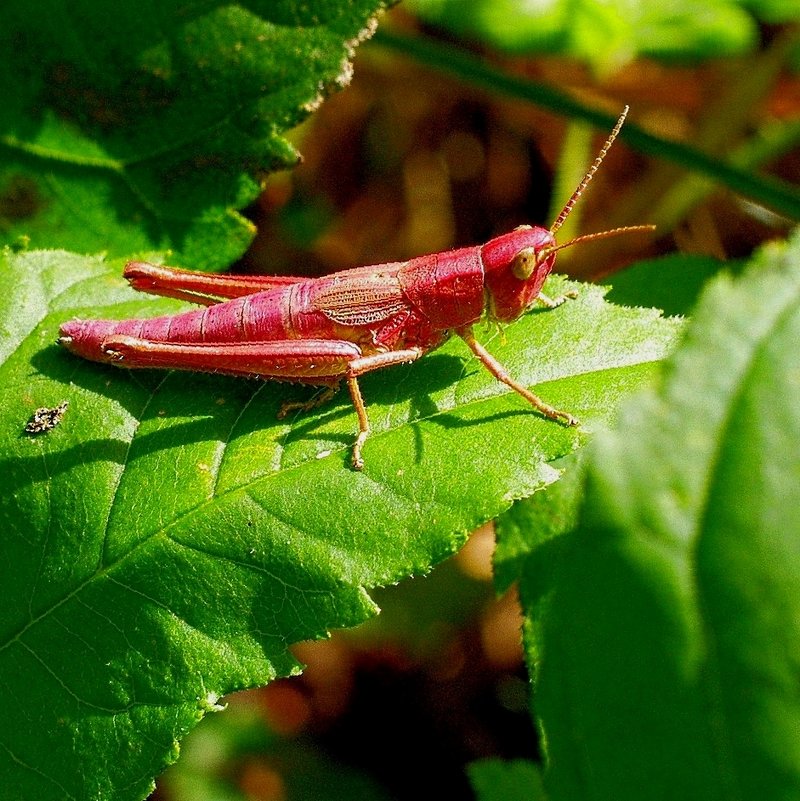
[
  {"xmin": 44, "ymin": 61, "xmax": 176, "ymax": 132},
  {"xmin": 0, "ymin": 175, "xmax": 44, "ymax": 225}
]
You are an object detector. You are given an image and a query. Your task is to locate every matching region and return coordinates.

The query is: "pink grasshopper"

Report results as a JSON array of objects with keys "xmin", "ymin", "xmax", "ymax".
[{"xmin": 59, "ymin": 107, "xmax": 650, "ymax": 469}]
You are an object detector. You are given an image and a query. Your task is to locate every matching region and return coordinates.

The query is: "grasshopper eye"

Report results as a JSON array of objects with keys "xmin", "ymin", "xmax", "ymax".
[{"xmin": 511, "ymin": 248, "xmax": 537, "ymax": 281}]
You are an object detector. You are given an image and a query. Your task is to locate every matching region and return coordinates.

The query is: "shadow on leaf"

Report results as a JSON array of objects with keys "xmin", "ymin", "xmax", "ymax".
[{"xmin": 34, "ymin": 343, "xmax": 477, "ymax": 471}]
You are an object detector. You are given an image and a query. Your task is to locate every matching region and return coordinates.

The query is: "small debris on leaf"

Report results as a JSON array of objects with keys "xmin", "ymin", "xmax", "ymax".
[{"xmin": 24, "ymin": 401, "xmax": 69, "ymax": 435}]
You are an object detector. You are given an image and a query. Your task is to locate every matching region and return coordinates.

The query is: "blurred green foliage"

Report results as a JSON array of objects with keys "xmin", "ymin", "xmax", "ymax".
[{"xmin": 406, "ymin": 0, "xmax": 796, "ymax": 73}]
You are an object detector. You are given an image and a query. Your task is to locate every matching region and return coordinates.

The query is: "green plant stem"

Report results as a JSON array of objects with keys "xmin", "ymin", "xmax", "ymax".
[
  {"xmin": 372, "ymin": 27, "xmax": 800, "ymax": 220},
  {"xmin": 626, "ymin": 24, "xmax": 800, "ymax": 232},
  {"xmin": 548, "ymin": 120, "xmax": 594, "ymax": 238},
  {"xmin": 654, "ymin": 119, "xmax": 800, "ymax": 231}
]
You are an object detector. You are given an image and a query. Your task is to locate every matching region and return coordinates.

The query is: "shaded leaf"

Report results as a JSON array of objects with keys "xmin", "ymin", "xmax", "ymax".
[
  {"xmin": 602, "ymin": 252, "xmax": 740, "ymax": 317},
  {"xmin": 0, "ymin": 249, "xmax": 679, "ymax": 799},
  {"xmin": 494, "ymin": 451, "xmax": 586, "ymax": 594},
  {"xmin": 521, "ymin": 232, "xmax": 800, "ymax": 799},
  {"xmin": 0, "ymin": 0, "xmax": 390, "ymax": 269},
  {"xmin": 468, "ymin": 758, "xmax": 547, "ymax": 801}
]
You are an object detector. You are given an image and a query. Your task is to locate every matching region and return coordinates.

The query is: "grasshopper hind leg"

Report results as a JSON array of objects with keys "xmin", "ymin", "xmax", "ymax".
[
  {"xmin": 276, "ymin": 380, "xmax": 368, "ymax": 470},
  {"xmin": 276, "ymin": 384, "xmax": 340, "ymax": 420}
]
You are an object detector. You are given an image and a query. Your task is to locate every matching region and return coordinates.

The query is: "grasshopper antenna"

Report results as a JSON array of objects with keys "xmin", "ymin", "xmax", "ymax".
[
  {"xmin": 550, "ymin": 105, "xmax": 629, "ymax": 235},
  {"xmin": 538, "ymin": 106, "xmax": 655, "ymax": 263},
  {"xmin": 540, "ymin": 224, "xmax": 656, "ymax": 260}
]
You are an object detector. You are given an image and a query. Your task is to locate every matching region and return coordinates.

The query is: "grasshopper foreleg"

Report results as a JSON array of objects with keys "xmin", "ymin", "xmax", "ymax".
[{"xmin": 536, "ymin": 289, "xmax": 579, "ymax": 309}]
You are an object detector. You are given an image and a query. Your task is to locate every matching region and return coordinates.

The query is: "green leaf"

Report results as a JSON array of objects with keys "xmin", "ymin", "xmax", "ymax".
[
  {"xmin": 743, "ymin": 0, "xmax": 800, "ymax": 23},
  {"xmin": 494, "ymin": 451, "xmax": 586, "ymax": 594},
  {"xmin": 0, "ymin": 249, "xmax": 679, "ymax": 800},
  {"xmin": 521, "ymin": 231, "xmax": 800, "ymax": 799},
  {"xmin": 0, "ymin": 1, "xmax": 390, "ymax": 270},
  {"xmin": 602, "ymin": 252, "xmax": 741, "ymax": 317},
  {"xmin": 405, "ymin": 0, "xmax": 758, "ymax": 70},
  {"xmin": 496, "ymin": 253, "xmax": 727, "ymax": 591},
  {"xmin": 468, "ymin": 758, "xmax": 547, "ymax": 801}
]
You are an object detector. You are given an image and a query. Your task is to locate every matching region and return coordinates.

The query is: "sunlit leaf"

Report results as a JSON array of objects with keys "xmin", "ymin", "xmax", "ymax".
[
  {"xmin": 0, "ymin": 0, "xmax": 391, "ymax": 269},
  {"xmin": 521, "ymin": 232, "xmax": 800, "ymax": 800},
  {"xmin": 469, "ymin": 758, "xmax": 547, "ymax": 801},
  {"xmin": 0, "ymin": 248, "xmax": 679, "ymax": 799}
]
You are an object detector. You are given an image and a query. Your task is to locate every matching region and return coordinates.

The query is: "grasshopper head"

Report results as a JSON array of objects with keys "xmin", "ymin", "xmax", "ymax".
[{"xmin": 480, "ymin": 225, "xmax": 558, "ymax": 323}]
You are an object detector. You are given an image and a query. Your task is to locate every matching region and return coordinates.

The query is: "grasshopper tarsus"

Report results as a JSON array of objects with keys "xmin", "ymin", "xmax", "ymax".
[
  {"xmin": 518, "ymin": 388, "xmax": 579, "ymax": 429},
  {"xmin": 554, "ymin": 409, "xmax": 580, "ymax": 428},
  {"xmin": 351, "ymin": 434, "xmax": 368, "ymax": 471}
]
